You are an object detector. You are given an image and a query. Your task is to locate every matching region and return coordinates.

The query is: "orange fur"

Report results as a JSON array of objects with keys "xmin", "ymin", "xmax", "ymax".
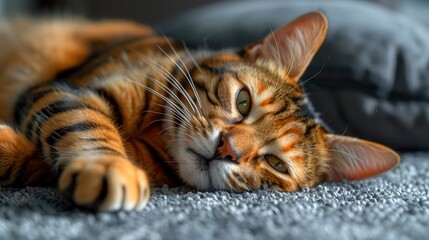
[{"xmin": 0, "ymin": 13, "xmax": 399, "ymax": 212}]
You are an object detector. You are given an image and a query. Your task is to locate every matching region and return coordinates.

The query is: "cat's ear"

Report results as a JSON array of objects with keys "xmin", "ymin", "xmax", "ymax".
[
  {"xmin": 245, "ymin": 12, "xmax": 328, "ymax": 80},
  {"xmin": 324, "ymin": 134, "xmax": 400, "ymax": 181}
]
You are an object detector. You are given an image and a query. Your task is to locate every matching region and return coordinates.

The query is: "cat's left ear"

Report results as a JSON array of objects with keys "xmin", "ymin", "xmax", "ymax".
[
  {"xmin": 245, "ymin": 12, "xmax": 328, "ymax": 80},
  {"xmin": 324, "ymin": 134, "xmax": 400, "ymax": 181}
]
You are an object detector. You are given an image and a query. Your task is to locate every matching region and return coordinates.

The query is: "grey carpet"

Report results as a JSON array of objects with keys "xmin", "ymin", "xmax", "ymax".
[{"xmin": 0, "ymin": 152, "xmax": 428, "ymax": 240}]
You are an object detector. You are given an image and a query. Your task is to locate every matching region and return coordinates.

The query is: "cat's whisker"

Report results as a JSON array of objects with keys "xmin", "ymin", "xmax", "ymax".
[
  {"xmin": 158, "ymin": 126, "xmax": 193, "ymax": 138},
  {"xmin": 123, "ymin": 77, "xmax": 191, "ymax": 124},
  {"xmin": 156, "ymin": 44, "xmax": 201, "ymax": 117},
  {"xmin": 166, "ymin": 135, "xmax": 189, "ymax": 143},
  {"xmin": 152, "ymin": 102, "xmax": 188, "ymax": 120},
  {"xmin": 232, "ymin": 172, "xmax": 249, "ymax": 191},
  {"xmin": 129, "ymin": 69, "xmax": 193, "ymax": 120},
  {"xmin": 224, "ymin": 173, "xmax": 237, "ymax": 192},
  {"xmin": 120, "ymin": 50, "xmax": 133, "ymax": 68},
  {"xmin": 182, "ymin": 43, "xmax": 209, "ymax": 118},
  {"xmin": 323, "ymin": 148, "xmax": 365, "ymax": 163},
  {"xmin": 128, "ymin": 49, "xmax": 197, "ymax": 120},
  {"xmin": 302, "ymin": 149, "xmax": 336, "ymax": 178},
  {"xmin": 147, "ymin": 119, "xmax": 193, "ymax": 138},
  {"xmin": 305, "ymin": 146, "xmax": 365, "ymax": 164},
  {"xmin": 150, "ymin": 104, "xmax": 192, "ymax": 129},
  {"xmin": 143, "ymin": 110, "xmax": 193, "ymax": 129},
  {"xmin": 144, "ymin": 118, "xmax": 186, "ymax": 132},
  {"xmin": 183, "ymin": 44, "xmax": 204, "ymax": 76},
  {"xmin": 138, "ymin": 56, "xmax": 197, "ymax": 119},
  {"xmin": 159, "ymin": 33, "xmax": 204, "ymax": 116},
  {"xmin": 150, "ymin": 102, "xmax": 205, "ymax": 137},
  {"xmin": 154, "ymin": 119, "xmax": 194, "ymax": 136},
  {"xmin": 145, "ymin": 74, "xmax": 192, "ymax": 117},
  {"xmin": 298, "ymin": 62, "xmax": 325, "ymax": 87},
  {"xmin": 166, "ymin": 138, "xmax": 189, "ymax": 144},
  {"xmin": 279, "ymin": 54, "xmax": 325, "ymax": 100}
]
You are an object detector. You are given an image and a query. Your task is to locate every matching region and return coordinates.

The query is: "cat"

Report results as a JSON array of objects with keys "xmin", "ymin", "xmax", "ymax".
[{"xmin": 0, "ymin": 12, "xmax": 399, "ymax": 211}]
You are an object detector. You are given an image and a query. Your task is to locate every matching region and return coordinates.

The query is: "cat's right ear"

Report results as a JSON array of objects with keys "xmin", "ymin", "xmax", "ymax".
[
  {"xmin": 244, "ymin": 12, "xmax": 328, "ymax": 81},
  {"xmin": 323, "ymin": 134, "xmax": 400, "ymax": 181}
]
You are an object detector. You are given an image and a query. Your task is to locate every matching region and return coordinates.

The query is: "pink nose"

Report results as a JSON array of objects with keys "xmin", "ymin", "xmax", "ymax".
[{"xmin": 216, "ymin": 136, "xmax": 238, "ymax": 161}]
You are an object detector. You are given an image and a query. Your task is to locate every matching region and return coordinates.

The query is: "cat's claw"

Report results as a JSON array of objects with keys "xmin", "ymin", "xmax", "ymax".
[{"xmin": 59, "ymin": 157, "xmax": 150, "ymax": 211}]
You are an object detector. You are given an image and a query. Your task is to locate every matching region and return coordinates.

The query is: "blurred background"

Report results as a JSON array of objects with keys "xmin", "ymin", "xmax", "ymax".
[{"xmin": 0, "ymin": 0, "xmax": 428, "ymax": 26}]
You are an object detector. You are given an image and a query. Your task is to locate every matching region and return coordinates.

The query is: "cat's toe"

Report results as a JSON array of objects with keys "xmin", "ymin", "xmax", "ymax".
[{"xmin": 59, "ymin": 157, "xmax": 150, "ymax": 211}]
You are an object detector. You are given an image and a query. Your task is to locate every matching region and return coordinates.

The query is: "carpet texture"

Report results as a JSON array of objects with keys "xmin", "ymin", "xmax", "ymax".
[{"xmin": 0, "ymin": 152, "xmax": 428, "ymax": 240}]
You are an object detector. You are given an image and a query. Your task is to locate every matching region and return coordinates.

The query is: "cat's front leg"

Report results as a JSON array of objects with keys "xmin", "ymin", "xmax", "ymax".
[{"xmin": 17, "ymin": 85, "xmax": 151, "ymax": 211}]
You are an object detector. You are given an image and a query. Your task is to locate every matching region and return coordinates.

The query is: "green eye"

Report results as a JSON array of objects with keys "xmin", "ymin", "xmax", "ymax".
[
  {"xmin": 266, "ymin": 155, "xmax": 289, "ymax": 173},
  {"xmin": 236, "ymin": 89, "xmax": 251, "ymax": 116}
]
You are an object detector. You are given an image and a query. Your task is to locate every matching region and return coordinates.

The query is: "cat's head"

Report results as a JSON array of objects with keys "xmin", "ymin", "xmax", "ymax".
[{"xmin": 165, "ymin": 12, "xmax": 399, "ymax": 191}]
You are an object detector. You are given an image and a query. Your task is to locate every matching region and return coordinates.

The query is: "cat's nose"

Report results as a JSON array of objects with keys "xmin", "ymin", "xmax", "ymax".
[{"xmin": 215, "ymin": 136, "xmax": 238, "ymax": 162}]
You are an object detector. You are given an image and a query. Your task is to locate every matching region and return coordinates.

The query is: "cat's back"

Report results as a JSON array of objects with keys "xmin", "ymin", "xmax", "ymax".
[
  {"xmin": 0, "ymin": 18, "xmax": 155, "ymax": 121},
  {"xmin": 56, "ymin": 34, "xmax": 182, "ymax": 88}
]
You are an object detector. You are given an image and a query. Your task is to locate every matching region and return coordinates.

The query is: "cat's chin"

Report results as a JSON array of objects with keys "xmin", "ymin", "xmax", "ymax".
[
  {"xmin": 178, "ymin": 156, "xmax": 211, "ymax": 190},
  {"xmin": 177, "ymin": 154, "xmax": 232, "ymax": 191}
]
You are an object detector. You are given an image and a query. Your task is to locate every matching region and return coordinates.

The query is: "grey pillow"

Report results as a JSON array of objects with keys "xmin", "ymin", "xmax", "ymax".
[{"xmin": 160, "ymin": 0, "xmax": 429, "ymax": 150}]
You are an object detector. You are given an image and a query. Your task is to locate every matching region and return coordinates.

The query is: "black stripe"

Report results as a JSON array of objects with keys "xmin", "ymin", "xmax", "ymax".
[
  {"xmin": 46, "ymin": 122, "xmax": 101, "ymax": 146},
  {"xmin": 0, "ymin": 165, "xmax": 14, "ymax": 183},
  {"xmin": 193, "ymin": 81, "xmax": 218, "ymax": 106},
  {"xmin": 13, "ymin": 159, "xmax": 30, "ymax": 187},
  {"xmin": 274, "ymin": 103, "xmax": 290, "ymax": 116},
  {"xmin": 190, "ymin": 64, "xmax": 222, "ymax": 106},
  {"xmin": 291, "ymin": 97, "xmax": 331, "ymax": 132},
  {"xmin": 25, "ymin": 100, "xmax": 84, "ymax": 141},
  {"xmin": 214, "ymin": 75, "xmax": 223, "ymax": 103},
  {"xmin": 233, "ymin": 172, "xmax": 248, "ymax": 185},
  {"xmin": 14, "ymin": 87, "xmax": 55, "ymax": 128},
  {"xmin": 142, "ymin": 139, "xmax": 182, "ymax": 184},
  {"xmin": 142, "ymin": 79, "xmax": 153, "ymax": 118},
  {"xmin": 291, "ymin": 97, "xmax": 318, "ymax": 119},
  {"xmin": 45, "ymin": 121, "xmax": 106, "ymax": 162},
  {"xmin": 136, "ymin": 78, "xmax": 154, "ymax": 128},
  {"xmin": 33, "ymin": 103, "xmax": 110, "ymax": 154},
  {"xmin": 200, "ymin": 64, "xmax": 235, "ymax": 75},
  {"xmin": 304, "ymin": 123, "xmax": 317, "ymax": 137},
  {"xmin": 94, "ymin": 89, "xmax": 124, "ymax": 128}
]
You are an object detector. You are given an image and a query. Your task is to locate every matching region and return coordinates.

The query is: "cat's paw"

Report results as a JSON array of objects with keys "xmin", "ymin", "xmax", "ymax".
[{"xmin": 59, "ymin": 156, "xmax": 150, "ymax": 211}]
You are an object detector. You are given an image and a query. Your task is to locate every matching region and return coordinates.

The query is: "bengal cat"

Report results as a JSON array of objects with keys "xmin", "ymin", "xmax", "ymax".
[{"xmin": 0, "ymin": 12, "xmax": 399, "ymax": 211}]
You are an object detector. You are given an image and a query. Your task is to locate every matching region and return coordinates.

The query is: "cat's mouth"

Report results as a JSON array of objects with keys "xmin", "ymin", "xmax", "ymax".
[
  {"xmin": 182, "ymin": 147, "xmax": 235, "ymax": 190},
  {"xmin": 187, "ymin": 148, "xmax": 233, "ymax": 170}
]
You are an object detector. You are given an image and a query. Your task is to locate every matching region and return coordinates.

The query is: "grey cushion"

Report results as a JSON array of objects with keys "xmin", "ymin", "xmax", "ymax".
[{"xmin": 160, "ymin": 0, "xmax": 429, "ymax": 150}]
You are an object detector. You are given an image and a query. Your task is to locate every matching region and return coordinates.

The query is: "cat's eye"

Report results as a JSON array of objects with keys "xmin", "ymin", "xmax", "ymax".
[
  {"xmin": 265, "ymin": 155, "xmax": 289, "ymax": 174},
  {"xmin": 236, "ymin": 89, "xmax": 251, "ymax": 117}
]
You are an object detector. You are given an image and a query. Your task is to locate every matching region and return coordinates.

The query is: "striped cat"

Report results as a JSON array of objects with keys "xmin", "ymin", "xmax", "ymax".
[{"xmin": 0, "ymin": 12, "xmax": 399, "ymax": 211}]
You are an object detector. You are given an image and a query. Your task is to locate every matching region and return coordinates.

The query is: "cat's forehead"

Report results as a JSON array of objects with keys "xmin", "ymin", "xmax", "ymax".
[{"xmin": 219, "ymin": 62, "xmax": 302, "ymax": 96}]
